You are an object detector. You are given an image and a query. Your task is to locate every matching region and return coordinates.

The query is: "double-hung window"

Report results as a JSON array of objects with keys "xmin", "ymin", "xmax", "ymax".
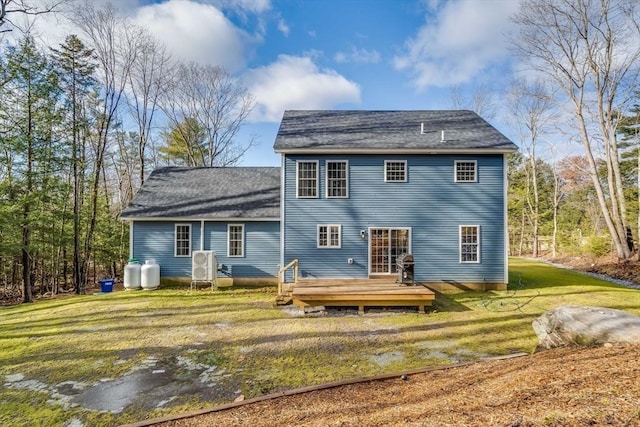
[
  {"xmin": 175, "ymin": 224, "xmax": 191, "ymax": 257},
  {"xmin": 326, "ymin": 160, "xmax": 348, "ymax": 198},
  {"xmin": 297, "ymin": 161, "xmax": 318, "ymax": 198},
  {"xmin": 384, "ymin": 160, "xmax": 407, "ymax": 182},
  {"xmin": 460, "ymin": 225, "xmax": 480, "ymax": 263},
  {"xmin": 455, "ymin": 160, "xmax": 477, "ymax": 182},
  {"xmin": 228, "ymin": 224, "xmax": 244, "ymax": 257},
  {"xmin": 318, "ymin": 224, "xmax": 341, "ymax": 248}
]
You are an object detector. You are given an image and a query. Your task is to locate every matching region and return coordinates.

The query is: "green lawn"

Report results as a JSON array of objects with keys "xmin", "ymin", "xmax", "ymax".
[{"xmin": 1, "ymin": 257, "xmax": 639, "ymax": 426}]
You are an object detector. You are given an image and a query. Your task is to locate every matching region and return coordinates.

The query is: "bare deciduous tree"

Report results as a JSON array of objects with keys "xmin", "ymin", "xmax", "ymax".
[
  {"xmin": 0, "ymin": 0, "xmax": 63, "ymax": 33},
  {"xmin": 73, "ymin": 2, "xmax": 142, "ymax": 291},
  {"xmin": 507, "ymin": 78, "xmax": 558, "ymax": 257},
  {"xmin": 126, "ymin": 31, "xmax": 174, "ymax": 187},
  {"xmin": 161, "ymin": 62, "xmax": 255, "ymax": 167},
  {"xmin": 448, "ymin": 83, "xmax": 497, "ymax": 121},
  {"xmin": 512, "ymin": 0, "xmax": 640, "ymax": 260}
]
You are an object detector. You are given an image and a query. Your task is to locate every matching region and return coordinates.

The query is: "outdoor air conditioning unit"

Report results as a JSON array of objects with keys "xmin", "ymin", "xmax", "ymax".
[{"xmin": 192, "ymin": 250, "xmax": 216, "ymax": 281}]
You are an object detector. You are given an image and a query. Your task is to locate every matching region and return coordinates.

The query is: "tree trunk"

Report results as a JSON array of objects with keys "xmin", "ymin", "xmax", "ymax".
[
  {"xmin": 530, "ymin": 153, "xmax": 539, "ymax": 258},
  {"xmin": 22, "ymin": 80, "xmax": 34, "ymax": 303},
  {"xmin": 552, "ymin": 165, "xmax": 560, "ymax": 259},
  {"xmin": 637, "ymin": 139, "xmax": 640, "ymax": 262},
  {"xmin": 518, "ymin": 206, "xmax": 526, "ymax": 257},
  {"xmin": 21, "ymin": 228, "xmax": 32, "ymax": 303}
]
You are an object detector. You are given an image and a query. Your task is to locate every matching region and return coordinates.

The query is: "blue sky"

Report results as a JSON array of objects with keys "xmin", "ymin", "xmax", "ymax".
[{"xmin": 28, "ymin": 0, "xmax": 522, "ymax": 166}]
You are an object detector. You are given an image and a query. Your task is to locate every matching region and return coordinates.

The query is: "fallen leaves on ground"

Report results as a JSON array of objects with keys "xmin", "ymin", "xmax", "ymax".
[{"xmin": 154, "ymin": 344, "xmax": 640, "ymax": 427}]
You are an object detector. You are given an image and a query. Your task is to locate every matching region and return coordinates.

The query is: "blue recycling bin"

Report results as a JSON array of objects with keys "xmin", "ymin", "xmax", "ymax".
[{"xmin": 100, "ymin": 279, "xmax": 115, "ymax": 293}]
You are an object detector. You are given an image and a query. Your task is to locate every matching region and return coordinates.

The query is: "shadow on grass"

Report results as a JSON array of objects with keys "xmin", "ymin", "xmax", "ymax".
[
  {"xmin": 6, "ymin": 258, "xmax": 640, "ymax": 426},
  {"xmin": 430, "ymin": 290, "xmax": 471, "ymax": 312}
]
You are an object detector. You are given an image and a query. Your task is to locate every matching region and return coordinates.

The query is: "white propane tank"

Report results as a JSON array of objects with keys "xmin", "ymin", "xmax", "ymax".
[
  {"xmin": 141, "ymin": 259, "xmax": 160, "ymax": 290},
  {"xmin": 123, "ymin": 259, "xmax": 141, "ymax": 290}
]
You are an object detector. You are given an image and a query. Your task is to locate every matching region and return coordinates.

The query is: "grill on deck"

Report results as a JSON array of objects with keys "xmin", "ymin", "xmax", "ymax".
[{"xmin": 396, "ymin": 254, "xmax": 415, "ymax": 285}]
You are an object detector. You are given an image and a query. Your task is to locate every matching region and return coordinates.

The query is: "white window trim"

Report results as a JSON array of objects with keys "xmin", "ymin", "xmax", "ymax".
[
  {"xmin": 227, "ymin": 224, "xmax": 245, "ymax": 258},
  {"xmin": 454, "ymin": 160, "xmax": 478, "ymax": 183},
  {"xmin": 317, "ymin": 224, "xmax": 342, "ymax": 249},
  {"xmin": 459, "ymin": 225, "xmax": 480, "ymax": 264},
  {"xmin": 325, "ymin": 160, "xmax": 349, "ymax": 198},
  {"xmin": 175, "ymin": 223, "xmax": 192, "ymax": 257},
  {"xmin": 296, "ymin": 160, "xmax": 319, "ymax": 198},
  {"xmin": 367, "ymin": 227, "xmax": 412, "ymax": 276},
  {"xmin": 384, "ymin": 160, "xmax": 407, "ymax": 182}
]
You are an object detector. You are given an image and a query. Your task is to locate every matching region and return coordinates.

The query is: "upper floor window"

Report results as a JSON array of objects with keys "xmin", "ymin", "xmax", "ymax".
[
  {"xmin": 318, "ymin": 224, "xmax": 341, "ymax": 248},
  {"xmin": 384, "ymin": 160, "xmax": 407, "ymax": 182},
  {"xmin": 460, "ymin": 225, "xmax": 480, "ymax": 263},
  {"xmin": 175, "ymin": 224, "xmax": 191, "ymax": 257},
  {"xmin": 455, "ymin": 160, "xmax": 477, "ymax": 182},
  {"xmin": 297, "ymin": 161, "xmax": 318, "ymax": 198},
  {"xmin": 228, "ymin": 224, "xmax": 244, "ymax": 257},
  {"xmin": 326, "ymin": 160, "xmax": 348, "ymax": 198}
]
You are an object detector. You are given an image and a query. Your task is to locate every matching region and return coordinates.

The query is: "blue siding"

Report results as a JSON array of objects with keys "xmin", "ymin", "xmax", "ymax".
[
  {"xmin": 204, "ymin": 222, "xmax": 280, "ymax": 277},
  {"xmin": 283, "ymin": 154, "xmax": 506, "ymax": 283},
  {"xmin": 131, "ymin": 222, "xmax": 201, "ymax": 277},
  {"xmin": 132, "ymin": 221, "xmax": 279, "ymax": 278}
]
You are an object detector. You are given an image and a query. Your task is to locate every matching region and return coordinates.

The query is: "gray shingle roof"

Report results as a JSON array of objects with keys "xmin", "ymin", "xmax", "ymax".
[
  {"xmin": 273, "ymin": 110, "xmax": 517, "ymax": 152},
  {"xmin": 120, "ymin": 167, "xmax": 280, "ymax": 220}
]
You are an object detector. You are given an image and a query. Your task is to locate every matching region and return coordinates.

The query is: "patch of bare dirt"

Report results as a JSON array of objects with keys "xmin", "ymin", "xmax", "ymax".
[{"xmin": 147, "ymin": 344, "xmax": 640, "ymax": 427}]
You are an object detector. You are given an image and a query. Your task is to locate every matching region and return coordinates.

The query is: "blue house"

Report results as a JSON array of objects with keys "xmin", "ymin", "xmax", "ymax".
[
  {"xmin": 120, "ymin": 167, "xmax": 280, "ymax": 285},
  {"xmin": 122, "ymin": 110, "xmax": 517, "ymax": 298},
  {"xmin": 274, "ymin": 110, "xmax": 517, "ymax": 292}
]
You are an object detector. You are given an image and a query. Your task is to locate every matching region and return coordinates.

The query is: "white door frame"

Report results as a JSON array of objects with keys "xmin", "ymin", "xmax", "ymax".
[{"xmin": 367, "ymin": 227, "xmax": 411, "ymax": 276}]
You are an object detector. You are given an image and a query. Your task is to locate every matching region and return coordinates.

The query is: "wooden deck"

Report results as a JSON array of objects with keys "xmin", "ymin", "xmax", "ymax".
[{"xmin": 288, "ymin": 278, "xmax": 435, "ymax": 314}]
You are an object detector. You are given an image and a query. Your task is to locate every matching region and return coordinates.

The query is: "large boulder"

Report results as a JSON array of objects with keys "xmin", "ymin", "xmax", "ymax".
[{"xmin": 533, "ymin": 305, "xmax": 640, "ymax": 350}]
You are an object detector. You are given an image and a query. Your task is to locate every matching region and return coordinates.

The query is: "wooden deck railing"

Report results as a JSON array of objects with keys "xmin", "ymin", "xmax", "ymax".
[{"xmin": 278, "ymin": 259, "xmax": 298, "ymax": 296}]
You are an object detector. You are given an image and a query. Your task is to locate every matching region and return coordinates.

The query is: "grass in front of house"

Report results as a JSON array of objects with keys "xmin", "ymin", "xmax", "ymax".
[{"xmin": 1, "ymin": 257, "xmax": 640, "ymax": 426}]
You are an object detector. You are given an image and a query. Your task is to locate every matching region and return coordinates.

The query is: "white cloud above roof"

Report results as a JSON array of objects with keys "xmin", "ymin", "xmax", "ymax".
[
  {"xmin": 277, "ymin": 18, "xmax": 290, "ymax": 36},
  {"xmin": 214, "ymin": 0, "xmax": 272, "ymax": 14},
  {"xmin": 394, "ymin": 0, "xmax": 518, "ymax": 89},
  {"xmin": 133, "ymin": 0, "xmax": 253, "ymax": 71},
  {"xmin": 334, "ymin": 47, "xmax": 381, "ymax": 64},
  {"xmin": 244, "ymin": 54, "xmax": 361, "ymax": 122}
]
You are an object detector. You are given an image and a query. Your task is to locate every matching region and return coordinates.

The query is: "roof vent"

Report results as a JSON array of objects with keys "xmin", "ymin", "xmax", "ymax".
[
  {"xmin": 441, "ymin": 130, "xmax": 446, "ymax": 142},
  {"xmin": 420, "ymin": 122, "xmax": 426, "ymax": 134}
]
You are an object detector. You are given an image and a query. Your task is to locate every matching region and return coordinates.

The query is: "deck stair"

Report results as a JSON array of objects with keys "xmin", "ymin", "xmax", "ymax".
[{"xmin": 276, "ymin": 259, "xmax": 298, "ymax": 306}]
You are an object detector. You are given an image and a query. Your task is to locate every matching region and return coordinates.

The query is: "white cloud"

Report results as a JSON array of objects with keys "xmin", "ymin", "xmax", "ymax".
[
  {"xmin": 334, "ymin": 47, "xmax": 381, "ymax": 64},
  {"xmin": 244, "ymin": 54, "xmax": 361, "ymax": 122},
  {"xmin": 277, "ymin": 18, "xmax": 290, "ymax": 36},
  {"xmin": 394, "ymin": 0, "xmax": 519, "ymax": 89},
  {"xmin": 133, "ymin": 0, "xmax": 252, "ymax": 71},
  {"xmin": 0, "ymin": 0, "xmax": 81, "ymax": 46},
  {"xmin": 213, "ymin": 0, "xmax": 271, "ymax": 14}
]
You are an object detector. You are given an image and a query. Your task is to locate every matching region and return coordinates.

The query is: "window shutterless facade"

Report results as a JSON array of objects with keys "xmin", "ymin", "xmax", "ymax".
[
  {"xmin": 455, "ymin": 160, "xmax": 477, "ymax": 182},
  {"xmin": 317, "ymin": 224, "xmax": 341, "ymax": 248},
  {"xmin": 460, "ymin": 225, "xmax": 480, "ymax": 263},
  {"xmin": 228, "ymin": 224, "xmax": 244, "ymax": 257},
  {"xmin": 296, "ymin": 161, "xmax": 318, "ymax": 198},
  {"xmin": 384, "ymin": 160, "xmax": 407, "ymax": 182},
  {"xmin": 326, "ymin": 160, "xmax": 348, "ymax": 198},
  {"xmin": 175, "ymin": 224, "xmax": 191, "ymax": 257}
]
